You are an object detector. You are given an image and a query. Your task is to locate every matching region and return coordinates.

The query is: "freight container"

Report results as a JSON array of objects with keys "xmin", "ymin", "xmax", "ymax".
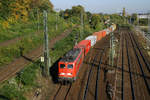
[
  {"xmin": 74, "ymin": 40, "xmax": 91, "ymax": 55},
  {"xmin": 102, "ymin": 30, "xmax": 106, "ymax": 37},
  {"xmin": 104, "ymin": 29, "xmax": 109, "ymax": 35},
  {"xmin": 93, "ymin": 32, "xmax": 103, "ymax": 41},
  {"xmin": 85, "ymin": 35, "xmax": 97, "ymax": 46},
  {"xmin": 109, "ymin": 27, "xmax": 112, "ymax": 32}
]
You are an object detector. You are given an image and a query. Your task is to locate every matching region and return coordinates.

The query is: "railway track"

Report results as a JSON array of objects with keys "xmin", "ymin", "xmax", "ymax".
[
  {"xmin": 125, "ymin": 37, "xmax": 135, "ymax": 100},
  {"xmin": 114, "ymin": 28, "xmax": 150, "ymax": 100},
  {"xmin": 53, "ymin": 83, "xmax": 72, "ymax": 100},
  {"xmin": 130, "ymin": 32, "xmax": 150, "ymax": 73},
  {"xmin": 125, "ymin": 30, "xmax": 149, "ymax": 99},
  {"xmin": 95, "ymin": 48, "xmax": 105, "ymax": 100},
  {"xmin": 128, "ymin": 32, "xmax": 150, "ymax": 94},
  {"xmin": 126, "ymin": 32, "xmax": 147, "ymax": 100},
  {"xmin": 121, "ymin": 32, "xmax": 124, "ymax": 100},
  {"xmin": 114, "ymin": 31, "xmax": 124, "ymax": 100},
  {"xmin": 83, "ymin": 48, "xmax": 105, "ymax": 100}
]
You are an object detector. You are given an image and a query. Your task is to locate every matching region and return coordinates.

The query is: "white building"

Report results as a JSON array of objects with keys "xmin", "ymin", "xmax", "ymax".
[{"xmin": 138, "ymin": 14, "xmax": 149, "ymax": 19}]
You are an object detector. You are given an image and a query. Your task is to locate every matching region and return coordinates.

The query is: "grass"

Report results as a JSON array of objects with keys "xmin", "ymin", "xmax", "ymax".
[
  {"xmin": 0, "ymin": 13, "xmax": 72, "ymax": 67},
  {"xmin": 0, "ymin": 12, "xmax": 71, "ymax": 43}
]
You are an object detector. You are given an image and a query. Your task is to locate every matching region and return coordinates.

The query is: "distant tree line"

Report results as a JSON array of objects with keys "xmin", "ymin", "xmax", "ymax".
[{"xmin": 59, "ymin": 5, "xmax": 125, "ymax": 30}]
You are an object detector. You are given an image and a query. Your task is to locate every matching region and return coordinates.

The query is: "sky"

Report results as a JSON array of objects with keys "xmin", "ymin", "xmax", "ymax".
[{"xmin": 51, "ymin": 0, "xmax": 150, "ymax": 14}]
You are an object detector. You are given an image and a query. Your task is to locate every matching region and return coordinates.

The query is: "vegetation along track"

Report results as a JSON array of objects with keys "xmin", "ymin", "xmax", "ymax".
[{"xmin": 0, "ymin": 28, "xmax": 74, "ymax": 83}]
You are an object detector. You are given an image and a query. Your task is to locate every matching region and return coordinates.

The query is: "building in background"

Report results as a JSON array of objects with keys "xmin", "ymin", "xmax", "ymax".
[{"xmin": 138, "ymin": 13, "xmax": 149, "ymax": 19}]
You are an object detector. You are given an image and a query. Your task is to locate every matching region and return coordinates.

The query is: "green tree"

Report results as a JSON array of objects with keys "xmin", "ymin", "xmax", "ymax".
[
  {"xmin": 63, "ymin": 9, "xmax": 72, "ymax": 19},
  {"xmin": 90, "ymin": 14, "xmax": 101, "ymax": 29},
  {"xmin": 123, "ymin": 7, "xmax": 126, "ymax": 17},
  {"xmin": 0, "ymin": 0, "xmax": 53, "ymax": 22},
  {"xmin": 110, "ymin": 14, "xmax": 125, "ymax": 25},
  {"xmin": 131, "ymin": 13, "xmax": 138, "ymax": 25},
  {"xmin": 0, "ymin": 0, "xmax": 16, "ymax": 20},
  {"xmin": 72, "ymin": 5, "xmax": 84, "ymax": 17}
]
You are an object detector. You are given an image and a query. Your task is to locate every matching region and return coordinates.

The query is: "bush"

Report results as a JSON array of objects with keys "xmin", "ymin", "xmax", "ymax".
[
  {"xmin": 0, "ymin": 84, "xmax": 26, "ymax": 100},
  {"xmin": 16, "ymin": 63, "xmax": 39, "ymax": 86}
]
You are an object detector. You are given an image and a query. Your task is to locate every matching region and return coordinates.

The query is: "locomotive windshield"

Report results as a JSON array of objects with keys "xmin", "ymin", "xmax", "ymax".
[
  {"xmin": 67, "ymin": 64, "xmax": 73, "ymax": 69},
  {"xmin": 60, "ymin": 64, "xmax": 65, "ymax": 68}
]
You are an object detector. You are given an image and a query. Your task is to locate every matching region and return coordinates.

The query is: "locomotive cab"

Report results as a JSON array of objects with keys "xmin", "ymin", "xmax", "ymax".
[
  {"xmin": 59, "ymin": 62, "xmax": 74, "ymax": 78},
  {"xmin": 58, "ymin": 48, "xmax": 82, "ymax": 82}
]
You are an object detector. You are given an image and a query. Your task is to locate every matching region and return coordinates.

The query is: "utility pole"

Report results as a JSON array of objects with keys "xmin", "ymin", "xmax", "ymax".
[
  {"xmin": 43, "ymin": 11, "xmax": 50, "ymax": 77},
  {"xmin": 70, "ymin": 15, "xmax": 73, "ymax": 28},
  {"xmin": 37, "ymin": 9, "xmax": 40, "ymax": 32},
  {"xmin": 137, "ymin": 15, "xmax": 140, "ymax": 27},
  {"xmin": 109, "ymin": 32, "xmax": 115, "ymax": 67},
  {"xmin": 55, "ymin": 8, "xmax": 60, "ymax": 31},
  {"xmin": 55, "ymin": 9, "xmax": 58, "ymax": 30},
  {"xmin": 62, "ymin": 9, "xmax": 64, "ymax": 27},
  {"xmin": 148, "ymin": 11, "xmax": 150, "ymax": 34},
  {"xmin": 147, "ymin": 11, "xmax": 150, "ymax": 48},
  {"xmin": 80, "ymin": 10, "xmax": 84, "ymax": 39},
  {"xmin": 109, "ymin": 32, "xmax": 112, "ymax": 66},
  {"xmin": 130, "ymin": 17, "xmax": 132, "ymax": 24},
  {"xmin": 75, "ymin": 33, "xmax": 78, "ymax": 46}
]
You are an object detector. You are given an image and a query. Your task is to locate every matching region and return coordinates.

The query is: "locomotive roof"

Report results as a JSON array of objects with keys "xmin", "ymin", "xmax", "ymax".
[{"xmin": 60, "ymin": 48, "xmax": 81, "ymax": 62}]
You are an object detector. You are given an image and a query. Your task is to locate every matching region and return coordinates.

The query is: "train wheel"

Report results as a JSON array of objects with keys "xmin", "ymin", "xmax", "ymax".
[
  {"xmin": 60, "ymin": 81, "xmax": 63, "ymax": 85},
  {"xmin": 63, "ymin": 81, "xmax": 66, "ymax": 85}
]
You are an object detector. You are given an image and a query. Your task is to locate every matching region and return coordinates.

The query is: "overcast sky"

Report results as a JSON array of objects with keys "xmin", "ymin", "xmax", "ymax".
[{"xmin": 51, "ymin": 0, "xmax": 150, "ymax": 14}]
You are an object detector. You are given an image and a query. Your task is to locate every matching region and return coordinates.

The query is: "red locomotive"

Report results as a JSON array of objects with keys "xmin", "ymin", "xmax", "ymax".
[{"xmin": 58, "ymin": 40, "xmax": 91, "ymax": 82}]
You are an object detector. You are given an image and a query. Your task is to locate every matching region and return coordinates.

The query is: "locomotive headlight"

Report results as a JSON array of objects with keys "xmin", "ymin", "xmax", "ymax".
[
  {"xmin": 60, "ymin": 73, "xmax": 65, "ymax": 75},
  {"xmin": 67, "ymin": 73, "xmax": 72, "ymax": 75}
]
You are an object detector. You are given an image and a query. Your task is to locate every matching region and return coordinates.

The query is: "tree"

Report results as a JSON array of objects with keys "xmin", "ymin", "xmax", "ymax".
[
  {"xmin": 63, "ymin": 9, "xmax": 72, "ymax": 19},
  {"xmin": 123, "ymin": 7, "xmax": 126, "ymax": 17},
  {"xmin": 0, "ymin": 0, "xmax": 16, "ymax": 20},
  {"xmin": 131, "ymin": 13, "xmax": 138, "ymax": 25},
  {"xmin": 86, "ymin": 11, "xmax": 92, "ymax": 23},
  {"xmin": 72, "ymin": 5, "xmax": 84, "ymax": 17},
  {"xmin": 38, "ymin": 0, "xmax": 53, "ymax": 12},
  {"xmin": 109, "ymin": 14, "xmax": 125, "ymax": 25},
  {"xmin": 0, "ymin": 0, "xmax": 53, "ymax": 22},
  {"xmin": 90, "ymin": 14, "xmax": 101, "ymax": 29}
]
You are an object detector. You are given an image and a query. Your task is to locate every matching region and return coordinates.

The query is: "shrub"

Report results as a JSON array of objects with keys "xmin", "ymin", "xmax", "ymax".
[
  {"xmin": 0, "ymin": 84, "xmax": 26, "ymax": 100},
  {"xmin": 16, "ymin": 63, "xmax": 39, "ymax": 86}
]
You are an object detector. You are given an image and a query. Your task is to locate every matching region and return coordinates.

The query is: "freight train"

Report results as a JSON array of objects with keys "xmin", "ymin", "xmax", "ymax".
[{"xmin": 58, "ymin": 24, "xmax": 116, "ymax": 82}]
